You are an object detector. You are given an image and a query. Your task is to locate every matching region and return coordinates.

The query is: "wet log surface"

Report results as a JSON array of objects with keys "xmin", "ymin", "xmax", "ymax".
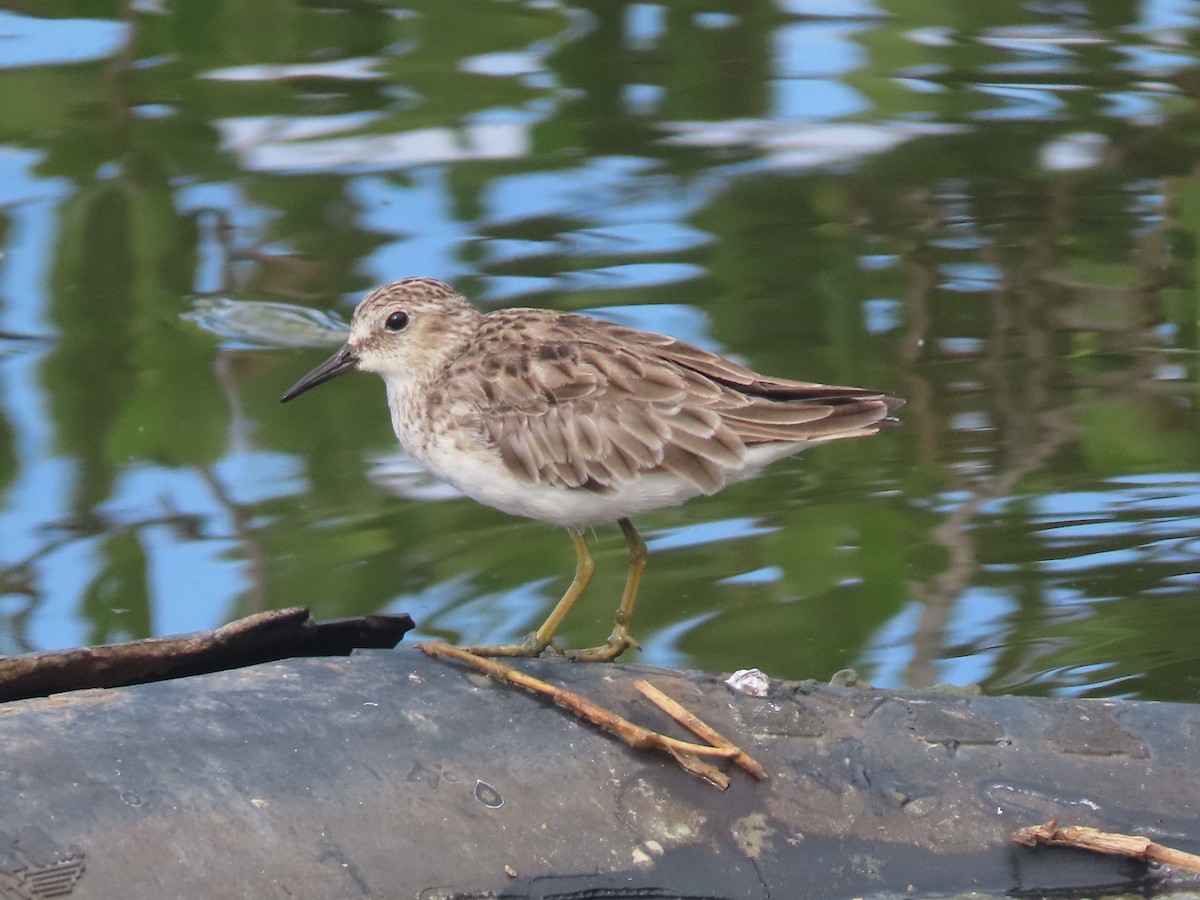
[{"xmin": 1, "ymin": 629, "xmax": 1199, "ymax": 899}]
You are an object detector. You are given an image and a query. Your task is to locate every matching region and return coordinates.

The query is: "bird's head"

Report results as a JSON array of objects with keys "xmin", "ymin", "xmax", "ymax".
[{"xmin": 280, "ymin": 277, "xmax": 480, "ymax": 402}]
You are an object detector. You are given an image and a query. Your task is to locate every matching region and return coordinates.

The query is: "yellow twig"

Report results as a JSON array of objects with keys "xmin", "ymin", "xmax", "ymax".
[
  {"xmin": 1013, "ymin": 819, "xmax": 1200, "ymax": 874},
  {"xmin": 418, "ymin": 642, "xmax": 744, "ymax": 787},
  {"xmin": 634, "ymin": 679, "xmax": 767, "ymax": 780}
]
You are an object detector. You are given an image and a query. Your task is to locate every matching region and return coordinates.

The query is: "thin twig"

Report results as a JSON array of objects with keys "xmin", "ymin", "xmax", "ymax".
[
  {"xmin": 417, "ymin": 641, "xmax": 743, "ymax": 787},
  {"xmin": 634, "ymin": 679, "xmax": 767, "ymax": 780},
  {"xmin": 1013, "ymin": 819, "xmax": 1200, "ymax": 874}
]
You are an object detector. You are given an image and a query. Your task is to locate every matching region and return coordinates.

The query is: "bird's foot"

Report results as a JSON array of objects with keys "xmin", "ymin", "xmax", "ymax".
[
  {"xmin": 461, "ymin": 633, "xmax": 559, "ymax": 658},
  {"xmin": 563, "ymin": 625, "xmax": 639, "ymax": 662}
]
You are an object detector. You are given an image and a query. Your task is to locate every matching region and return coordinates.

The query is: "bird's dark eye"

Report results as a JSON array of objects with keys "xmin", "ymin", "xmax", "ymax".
[{"xmin": 385, "ymin": 310, "xmax": 410, "ymax": 332}]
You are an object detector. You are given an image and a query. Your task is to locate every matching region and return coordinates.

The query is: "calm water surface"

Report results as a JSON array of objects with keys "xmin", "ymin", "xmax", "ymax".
[{"xmin": 1, "ymin": 1, "xmax": 1199, "ymax": 701}]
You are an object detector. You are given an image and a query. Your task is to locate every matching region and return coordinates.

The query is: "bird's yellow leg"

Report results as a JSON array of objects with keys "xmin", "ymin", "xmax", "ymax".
[
  {"xmin": 532, "ymin": 529, "xmax": 597, "ymax": 646},
  {"xmin": 566, "ymin": 517, "xmax": 645, "ymax": 662},
  {"xmin": 464, "ymin": 528, "xmax": 595, "ymax": 658}
]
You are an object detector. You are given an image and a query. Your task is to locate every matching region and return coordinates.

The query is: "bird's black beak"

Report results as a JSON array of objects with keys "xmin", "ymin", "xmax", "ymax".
[{"xmin": 280, "ymin": 343, "xmax": 359, "ymax": 402}]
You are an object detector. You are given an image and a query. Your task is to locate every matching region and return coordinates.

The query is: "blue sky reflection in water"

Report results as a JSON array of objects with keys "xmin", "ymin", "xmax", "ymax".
[{"xmin": 0, "ymin": 1, "xmax": 1199, "ymax": 701}]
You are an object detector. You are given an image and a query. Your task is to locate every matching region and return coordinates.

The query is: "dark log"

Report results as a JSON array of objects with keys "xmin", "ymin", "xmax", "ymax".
[
  {"xmin": 0, "ymin": 608, "xmax": 413, "ymax": 702},
  {"xmin": 1, "ymin": 643, "xmax": 1197, "ymax": 898}
]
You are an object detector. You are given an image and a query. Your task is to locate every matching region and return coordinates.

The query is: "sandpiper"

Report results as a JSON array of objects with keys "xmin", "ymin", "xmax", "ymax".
[{"xmin": 281, "ymin": 277, "xmax": 902, "ymax": 660}]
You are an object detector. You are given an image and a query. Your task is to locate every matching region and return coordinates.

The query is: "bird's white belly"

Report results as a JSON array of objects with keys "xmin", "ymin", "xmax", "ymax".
[
  {"xmin": 414, "ymin": 429, "xmax": 709, "ymax": 527},
  {"xmin": 407, "ymin": 431, "xmax": 814, "ymax": 530}
]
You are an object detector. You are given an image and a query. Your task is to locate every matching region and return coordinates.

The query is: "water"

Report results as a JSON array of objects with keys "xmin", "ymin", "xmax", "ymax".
[{"xmin": 0, "ymin": 1, "xmax": 1198, "ymax": 702}]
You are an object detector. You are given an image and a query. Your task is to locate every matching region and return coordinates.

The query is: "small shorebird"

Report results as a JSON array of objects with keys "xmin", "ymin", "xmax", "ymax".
[{"xmin": 282, "ymin": 278, "xmax": 901, "ymax": 660}]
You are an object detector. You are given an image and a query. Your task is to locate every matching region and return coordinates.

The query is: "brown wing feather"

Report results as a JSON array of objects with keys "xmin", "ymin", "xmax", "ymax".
[{"xmin": 457, "ymin": 310, "xmax": 900, "ymax": 494}]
